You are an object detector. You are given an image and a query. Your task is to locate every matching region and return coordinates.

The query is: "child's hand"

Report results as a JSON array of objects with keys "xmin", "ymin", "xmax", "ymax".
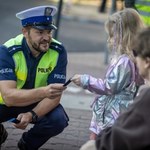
[{"xmin": 71, "ymin": 74, "xmax": 82, "ymax": 86}]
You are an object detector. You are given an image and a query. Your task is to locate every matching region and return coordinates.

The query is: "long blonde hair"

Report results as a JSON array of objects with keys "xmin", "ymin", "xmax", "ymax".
[{"xmin": 105, "ymin": 8, "xmax": 145, "ymax": 60}]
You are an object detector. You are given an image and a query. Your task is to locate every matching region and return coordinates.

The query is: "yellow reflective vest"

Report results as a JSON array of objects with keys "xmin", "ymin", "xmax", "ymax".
[
  {"xmin": 135, "ymin": 0, "xmax": 150, "ymax": 26},
  {"xmin": 0, "ymin": 34, "xmax": 60, "ymax": 104}
]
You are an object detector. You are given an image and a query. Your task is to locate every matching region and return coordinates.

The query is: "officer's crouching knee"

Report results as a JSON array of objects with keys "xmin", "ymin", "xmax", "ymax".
[{"xmin": 48, "ymin": 105, "xmax": 69, "ymax": 129}]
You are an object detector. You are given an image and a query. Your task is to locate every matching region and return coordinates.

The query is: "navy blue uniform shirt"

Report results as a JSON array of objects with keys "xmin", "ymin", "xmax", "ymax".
[{"xmin": 0, "ymin": 36, "xmax": 67, "ymax": 89}]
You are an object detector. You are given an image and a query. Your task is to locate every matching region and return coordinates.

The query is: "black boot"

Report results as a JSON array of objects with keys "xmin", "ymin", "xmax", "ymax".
[{"xmin": 0, "ymin": 123, "xmax": 8, "ymax": 145}]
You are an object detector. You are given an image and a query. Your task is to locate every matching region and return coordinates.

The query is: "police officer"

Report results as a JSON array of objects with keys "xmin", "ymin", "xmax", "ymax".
[
  {"xmin": 0, "ymin": 5, "xmax": 69, "ymax": 150},
  {"xmin": 125, "ymin": 0, "xmax": 150, "ymax": 26}
]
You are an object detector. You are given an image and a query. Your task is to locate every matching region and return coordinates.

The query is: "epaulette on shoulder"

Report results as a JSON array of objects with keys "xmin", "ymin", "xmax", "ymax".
[
  {"xmin": 7, "ymin": 45, "xmax": 22, "ymax": 56},
  {"xmin": 3, "ymin": 34, "xmax": 23, "ymax": 55},
  {"xmin": 50, "ymin": 42, "xmax": 64, "ymax": 53}
]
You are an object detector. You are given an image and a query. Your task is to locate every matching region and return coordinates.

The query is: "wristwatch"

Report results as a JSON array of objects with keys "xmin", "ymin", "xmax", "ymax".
[{"xmin": 29, "ymin": 110, "xmax": 38, "ymax": 123}]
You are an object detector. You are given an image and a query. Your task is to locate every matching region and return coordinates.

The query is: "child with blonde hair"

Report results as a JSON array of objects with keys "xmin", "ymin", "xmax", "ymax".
[{"xmin": 71, "ymin": 8, "xmax": 145, "ymax": 140}]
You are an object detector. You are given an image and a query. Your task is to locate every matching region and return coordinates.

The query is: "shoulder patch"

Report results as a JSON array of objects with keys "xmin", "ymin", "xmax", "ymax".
[
  {"xmin": 3, "ymin": 34, "xmax": 23, "ymax": 55},
  {"xmin": 7, "ymin": 45, "xmax": 22, "ymax": 56},
  {"xmin": 50, "ymin": 42, "xmax": 64, "ymax": 53}
]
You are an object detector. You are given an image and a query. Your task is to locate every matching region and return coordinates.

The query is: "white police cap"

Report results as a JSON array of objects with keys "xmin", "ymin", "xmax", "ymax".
[{"xmin": 16, "ymin": 6, "xmax": 57, "ymax": 30}]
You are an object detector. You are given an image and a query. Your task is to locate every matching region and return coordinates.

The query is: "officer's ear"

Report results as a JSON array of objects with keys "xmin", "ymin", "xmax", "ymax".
[{"xmin": 22, "ymin": 27, "xmax": 31, "ymax": 37}]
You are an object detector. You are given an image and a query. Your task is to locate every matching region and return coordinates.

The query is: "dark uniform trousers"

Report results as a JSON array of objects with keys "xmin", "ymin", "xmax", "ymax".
[{"xmin": 0, "ymin": 103, "xmax": 69, "ymax": 150}]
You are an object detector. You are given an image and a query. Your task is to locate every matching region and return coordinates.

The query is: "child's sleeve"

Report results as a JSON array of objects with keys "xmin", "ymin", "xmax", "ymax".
[{"xmin": 80, "ymin": 57, "xmax": 133, "ymax": 95}]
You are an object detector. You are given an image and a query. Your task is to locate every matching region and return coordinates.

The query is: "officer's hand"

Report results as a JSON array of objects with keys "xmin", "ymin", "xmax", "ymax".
[
  {"xmin": 71, "ymin": 74, "xmax": 82, "ymax": 86},
  {"xmin": 13, "ymin": 112, "xmax": 32, "ymax": 130},
  {"xmin": 44, "ymin": 83, "xmax": 66, "ymax": 99}
]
